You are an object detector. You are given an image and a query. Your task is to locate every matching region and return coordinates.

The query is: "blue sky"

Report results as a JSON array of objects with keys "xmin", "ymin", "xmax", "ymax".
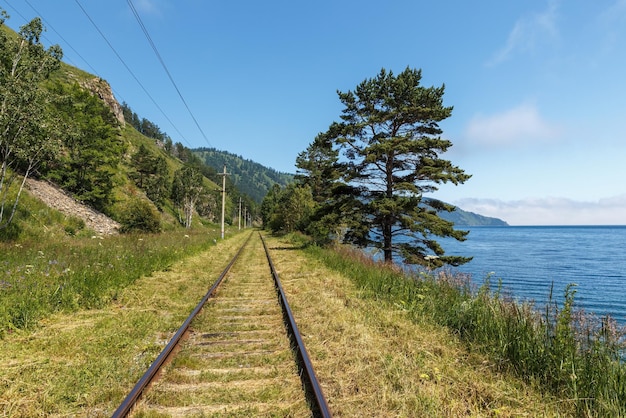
[{"xmin": 3, "ymin": 0, "xmax": 626, "ymax": 225}]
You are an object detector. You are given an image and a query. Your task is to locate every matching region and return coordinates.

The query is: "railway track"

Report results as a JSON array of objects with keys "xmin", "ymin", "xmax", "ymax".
[{"xmin": 113, "ymin": 232, "xmax": 331, "ymax": 417}]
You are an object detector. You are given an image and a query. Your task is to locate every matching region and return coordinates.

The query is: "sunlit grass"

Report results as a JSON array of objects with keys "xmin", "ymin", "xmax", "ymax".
[
  {"xmin": 262, "ymin": 233, "xmax": 562, "ymax": 416},
  {"xmin": 0, "ymin": 230, "xmax": 250, "ymax": 417},
  {"xmin": 0, "ymin": 227, "xmax": 225, "ymax": 335}
]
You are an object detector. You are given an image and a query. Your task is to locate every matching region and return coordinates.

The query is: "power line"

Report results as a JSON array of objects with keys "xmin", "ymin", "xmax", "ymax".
[
  {"xmin": 5, "ymin": 0, "xmax": 198, "ymax": 148},
  {"xmin": 14, "ymin": 0, "xmax": 127, "ymax": 104},
  {"xmin": 126, "ymin": 0, "xmax": 212, "ymax": 148},
  {"xmin": 23, "ymin": 0, "xmax": 97, "ymax": 78},
  {"xmin": 3, "ymin": 0, "xmax": 128, "ymax": 104},
  {"xmin": 72, "ymin": 0, "xmax": 192, "ymax": 147}
]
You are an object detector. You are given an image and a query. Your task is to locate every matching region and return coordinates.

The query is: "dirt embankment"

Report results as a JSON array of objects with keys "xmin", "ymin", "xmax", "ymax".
[{"xmin": 25, "ymin": 178, "xmax": 120, "ymax": 235}]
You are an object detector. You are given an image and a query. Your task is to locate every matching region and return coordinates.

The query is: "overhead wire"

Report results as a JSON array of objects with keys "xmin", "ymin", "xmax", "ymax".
[
  {"xmin": 6, "ymin": 0, "xmax": 126, "ymax": 104},
  {"xmin": 72, "ymin": 0, "xmax": 192, "ymax": 147},
  {"xmin": 23, "ymin": 0, "xmax": 99, "ymax": 78},
  {"xmin": 126, "ymin": 0, "xmax": 212, "ymax": 148},
  {"xmin": 4, "ymin": 0, "xmax": 201, "ymax": 149}
]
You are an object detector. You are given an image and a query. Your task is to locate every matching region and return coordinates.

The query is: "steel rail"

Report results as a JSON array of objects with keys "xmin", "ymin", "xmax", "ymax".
[
  {"xmin": 111, "ymin": 232, "xmax": 254, "ymax": 418},
  {"xmin": 260, "ymin": 233, "xmax": 333, "ymax": 418}
]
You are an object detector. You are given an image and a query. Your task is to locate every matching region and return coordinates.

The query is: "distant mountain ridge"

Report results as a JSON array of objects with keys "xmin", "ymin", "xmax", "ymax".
[
  {"xmin": 193, "ymin": 148, "xmax": 293, "ymax": 203},
  {"xmin": 194, "ymin": 148, "xmax": 507, "ymax": 226},
  {"xmin": 436, "ymin": 202, "xmax": 508, "ymax": 226}
]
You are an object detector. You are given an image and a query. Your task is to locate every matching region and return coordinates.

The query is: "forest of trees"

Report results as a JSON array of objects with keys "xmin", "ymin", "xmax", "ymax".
[
  {"xmin": 193, "ymin": 148, "xmax": 293, "ymax": 204},
  {"xmin": 1, "ymin": 15, "xmax": 64, "ymax": 231}
]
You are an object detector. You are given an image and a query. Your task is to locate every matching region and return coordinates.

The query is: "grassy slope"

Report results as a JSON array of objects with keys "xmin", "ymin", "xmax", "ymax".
[
  {"xmin": 3, "ymin": 121, "xmax": 223, "ymax": 240},
  {"xmin": 108, "ymin": 124, "xmax": 222, "ymax": 229}
]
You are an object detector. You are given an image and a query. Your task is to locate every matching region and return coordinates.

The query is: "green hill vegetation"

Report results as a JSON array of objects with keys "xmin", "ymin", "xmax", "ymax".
[
  {"xmin": 0, "ymin": 15, "xmax": 260, "ymax": 242},
  {"xmin": 193, "ymin": 147, "xmax": 293, "ymax": 203}
]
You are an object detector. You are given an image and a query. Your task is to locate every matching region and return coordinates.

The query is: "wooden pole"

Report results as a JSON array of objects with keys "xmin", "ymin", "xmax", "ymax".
[{"xmin": 219, "ymin": 165, "xmax": 228, "ymax": 239}]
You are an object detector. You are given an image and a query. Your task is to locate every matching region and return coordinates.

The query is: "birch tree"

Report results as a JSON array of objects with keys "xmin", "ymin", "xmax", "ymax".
[
  {"xmin": 0, "ymin": 13, "xmax": 62, "ymax": 231},
  {"xmin": 171, "ymin": 165, "xmax": 204, "ymax": 228}
]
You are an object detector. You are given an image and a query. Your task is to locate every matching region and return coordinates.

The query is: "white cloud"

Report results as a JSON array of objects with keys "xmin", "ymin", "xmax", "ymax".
[
  {"xmin": 488, "ymin": 0, "xmax": 560, "ymax": 65},
  {"xmin": 133, "ymin": 0, "xmax": 161, "ymax": 15},
  {"xmin": 455, "ymin": 195, "xmax": 626, "ymax": 226},
  {"xmin": 464, "ymin": 103, "xmax": 561, "ymax": 147}
]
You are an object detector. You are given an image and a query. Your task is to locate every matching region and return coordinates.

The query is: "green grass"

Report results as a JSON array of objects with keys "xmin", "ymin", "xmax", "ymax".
[
  {"xmin": 0, "ymin": 230, "xmax": 250, "ymax": 417},
  {"xmin": 0, "ymin": 226, "xmax": 226, "ymax": 336},
  {"xmin": 305, "ymin": 241, "xmax": 626, "ymax": 417}
]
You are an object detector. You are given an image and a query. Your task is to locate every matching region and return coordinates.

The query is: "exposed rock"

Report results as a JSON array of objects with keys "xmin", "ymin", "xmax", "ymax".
[
  {"xmin": 25, "ymin": 178, "xmax": 120, "ymax": 236},
  {"xmin": 80, "ymin": 77, "xmax": 125, "ymax": 126}
]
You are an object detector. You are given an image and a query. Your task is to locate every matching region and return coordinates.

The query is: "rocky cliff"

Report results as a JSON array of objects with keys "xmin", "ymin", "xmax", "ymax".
[{"xmin": 80, "ymin": 77, "xmax": 125, "ymax": 126}]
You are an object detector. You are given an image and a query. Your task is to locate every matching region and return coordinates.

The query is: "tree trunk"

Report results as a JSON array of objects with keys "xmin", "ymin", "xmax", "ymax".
[{"xmin": 383, "ymin": 221, "xmax": 393, "ymax": 262}]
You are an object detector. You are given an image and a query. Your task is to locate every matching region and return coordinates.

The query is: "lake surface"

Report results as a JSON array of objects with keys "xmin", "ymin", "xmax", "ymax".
[{"xmin": 438, "ymin": 226, "xmax": 626, "ymax": 325}]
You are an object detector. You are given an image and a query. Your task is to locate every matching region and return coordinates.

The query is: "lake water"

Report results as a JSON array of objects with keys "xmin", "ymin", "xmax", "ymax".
[{"xmin": 437, "ymin": 226, "xmax": 626, "ymax": 325}]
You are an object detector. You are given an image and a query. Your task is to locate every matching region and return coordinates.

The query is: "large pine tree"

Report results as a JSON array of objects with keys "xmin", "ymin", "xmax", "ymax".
[{"xmin": 302, "ymin": 67, "xmax": 471, "ymax": 267}]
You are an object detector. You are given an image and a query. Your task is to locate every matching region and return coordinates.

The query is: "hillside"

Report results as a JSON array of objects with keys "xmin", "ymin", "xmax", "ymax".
[
  {"xmin": 193, "ymin": 148, "xmax": 293, "ymax": 203},
  {"xmin": 439, "ymin": 204, "xmax": 509, "ymax": 226},
  {"xmin": 0, "ymin": 19, "xmax": 231, "ymax": 239}
]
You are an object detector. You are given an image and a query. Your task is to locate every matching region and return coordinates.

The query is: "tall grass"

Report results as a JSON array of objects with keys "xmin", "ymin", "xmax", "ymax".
[
  {"xmin": 0, "ymin": 228, "xmax": 224, "ymax": 335},
  {"xmin": 306, "ymin": 243, "xmax": 626, "ymax": 417}
]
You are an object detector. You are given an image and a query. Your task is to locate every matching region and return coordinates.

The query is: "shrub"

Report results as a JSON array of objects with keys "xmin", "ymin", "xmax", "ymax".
[
  {"xmin": 63, "ymin": 216, "xmax": 86, "ymax": 236},
  {"xmin": 119, "ymin": 198, "xmax": 161, "ymax": 233}
]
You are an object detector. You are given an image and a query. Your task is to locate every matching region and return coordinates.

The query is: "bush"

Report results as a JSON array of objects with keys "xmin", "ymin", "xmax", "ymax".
[
  {"xmin": 118, "ymin": 198, "xmax": 161, "ymax": 233},
  {"xmin": 63, "ymin": 216, "xmax": 85, "ymax": 236}
]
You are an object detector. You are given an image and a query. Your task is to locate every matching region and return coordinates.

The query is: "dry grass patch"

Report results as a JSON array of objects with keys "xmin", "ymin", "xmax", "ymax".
[
  {"xmin": 0, "ymin": 232, "xmax": 251, "ymax": 417},
  {"xmin": 264, "ymin": 234, "xmax": 562, "ymax": 417}
]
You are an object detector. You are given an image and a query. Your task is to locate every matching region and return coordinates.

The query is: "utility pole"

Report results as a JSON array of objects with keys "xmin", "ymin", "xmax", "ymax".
[
  {"xmin": 218, "ymin": 164, "xmax": 228, "ymax": 239},
  {"xmin": 238, "ymin": 197, "xmax": 242, "ymax": 230}
]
